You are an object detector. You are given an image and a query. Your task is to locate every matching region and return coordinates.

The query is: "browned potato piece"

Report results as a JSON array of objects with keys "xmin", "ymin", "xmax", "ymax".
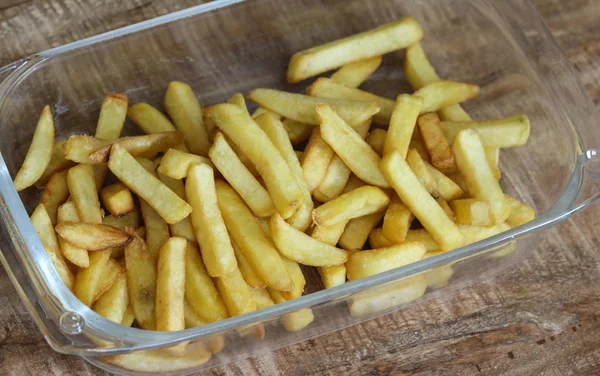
[
  {"xmin": 100, "ymin": 183, "xmax": 135, "ymax": 218},
  {"xmin": 418, "ymin": 113, "xmax": 454, "ymax": 170},
  {"xmin": 55, "ymin": 222, "xmax": 132, "ymax": 251}
]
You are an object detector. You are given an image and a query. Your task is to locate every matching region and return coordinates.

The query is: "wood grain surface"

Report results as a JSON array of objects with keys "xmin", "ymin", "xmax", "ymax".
[{"xmin": 0, "ymin": 0, "xmax": 599, "ymax": 375}]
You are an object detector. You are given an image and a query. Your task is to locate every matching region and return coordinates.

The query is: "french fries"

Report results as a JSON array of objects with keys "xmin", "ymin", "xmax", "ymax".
[
  {"xmin": 227, "ymin": 93, "xmax": 249, "ymax": 113},
  {"xmin": 56, "ymin": 201, "xmax": 89, "ymax": 268},
  {"xmin": 440, "ymin": 115, "xmax": 530, "ymax": 148},
  {"xmin": 418, "ymin": 113, "xmax": 454, "ymax": 170},
  {"xmin": 100, "ymin": 183, "xmax": 134, "ymax": 218},
  {"xmin": 414, "ymin": 81, "xmax": 480, "ymax": 114},
  {"xmin": 93, "ymin": 273, "xmax": 128, "ymax": 323},
  {"xmin": 249, "ymin": 287, "xmax": 275, "ymax": 310},
  {"xmin": 40, "ymin": 170, "xmax": 69, "ymax": 224},
  {"xmin": 319, "ymin": 265, "xmax": 347, "ymax": 289},
  {"xmin": 103, "ymin": 208, "xmax": 140, "ymax": 230},
  {"xmin": 233, "ymin": 240, "xmax": 265, "ymax": 288},
  {"xmin": 404, "ymin": 42, "xmax": 440, "ymax": 90},
  {"xmin": 287, "ymin": 17, "xmax": 423, "ymax": 82},
  {"xmin": 438, "ymin": 197, "xmax": 456, "ymax": 222},
  {"xmin": 365, "ymin": 128, "xmax": 387, "ymax": 156},
  {"xmin": 95, "ymin": 93, "xmax": 128, "ymax": 140},
  {"xmin": 215, "ymin": 266, "xmax": 257, "ymax": 317},
  {"xmin": 312, "ymin": 186, "xmax": 390, "ymax": 226},
  {"xmin": 330, "ymin": 56, "xmax": 382, "ymax": 88},
  {"xmin": 301, "ymin": 127, "xmax": 336, "ymax": 192},
  {"xmin": 35, "ymin": 140, "xmax": 75, "ymax": 188},
  {"xmin": 55, "ymin": 222, "xmax": 132, "ymax": 251},
  {"xmin": 382, "ymin": 198, "xmax": 413, "ymax": 243},
  {"xmin": 13, "ymin": 105, "xmax": 54, "ymax": 191},
  {"xmin": 406, "ymin": 148, "xmax": 438, "ymax": 196},
  {"xmin": 267, "ymin": 288, "xmax": 315, "ymax": 332},
  {"xmin": 157, "ymin": 148, "xmax": 212, "ymax": 179},
  {"xmin": 450, "ymin": 199, "xmax": 492, "ymax": 226},
  {"xmin": 312, "ymin": 221, "xmax": 348, "ymax": 288},
  {"xmin": 459, "ymin": 223, "xmax": 511, "ymax": 245},
  {"xmin": 93, "ymin": 258, "xmax": 124, "ymax": 302},
  {"xmin": 346, "ymin": 242, "xmax": 426, "ymax": 281},
  {"xmin": 339, "ymin": 211, "xmax": 385, "ymax": 251},
  {"xmin": 368, "ymin": 228, "xmax": 393, "ymax": 249},
  {"xmin": 156, "ymin": 172, "xmax": 196, "ymax": 242},
  {"xmin": 140, "ymin": 197, "xmax": 170, "ymax": 259},
  {"xmin": 106, "ymin": 343, "xmax": 211, "ymax": 373},
  {"xmin": 485, "ymin": 147, "xmax": 501, "ymax": 180},
  {"xmin": 127, "ymin": 103, "xmax": 176, "ymax": 134},
  {"xmin": 282, "ymin": 119, "xmax": 314, "ymax": 145},
  {"xmin": 505, "ymin": 195, "xmax": 536, "ymax": 227},
  {"xmin": 67, "ymin": 164, "xmax": 103, "ymax": 224},
  {"xmin": 74, "ymin": 249, "xmax": 112, "ymax": 306},
  {"xmin": 281, "ymin": 257, "xmax": 307, "ymax": 301},
  {"xmin": 155, "ymin": 237, "xmax": 186, "ymax": 332},
  {"xmin": 424, "ymin": 162, "xmax": 464, "ymax": 201}
]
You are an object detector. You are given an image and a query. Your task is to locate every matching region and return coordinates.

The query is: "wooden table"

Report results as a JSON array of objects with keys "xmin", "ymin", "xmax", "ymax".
[{"xmin": 0, "ymin": 0, "xmax": 598, "ymax": 375}]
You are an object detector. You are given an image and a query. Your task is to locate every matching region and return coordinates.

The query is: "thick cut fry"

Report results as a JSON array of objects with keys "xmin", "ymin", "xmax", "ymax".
[
  {"xmin": 418, "ymin": 113, "xmax": 454, "ymax": 170},
  {"xmin": 452, "ymin": 129, "xmax": 508, "ymax": 224},
  {"xmin": 282, "ymin": 119, "xmax": 314, "ymax": 145},
  {"xmin": 406, "ymin": 149, "xmax": 438, "ymax": 195},
  {"xmin": 106, "ymin": 343, "xmax": 211, "ymax": 373},
  {"xmin": 100, "ymin": 183, "xmax": 134, "ymax": 218},
  {"xmin": 164, "ymin": 81, "xmax": 211, "ymax": 156},
  {"xmin": 410, "ymin": 139, "xmax": 430, "ymax": 161},
  {"xmin": 95, "ymin": 93, "xmax": 128, "ymax": 140},
  {"xmin": 227, "ymin": 93, "xmax": 249, "ymax": 113},
  {"xmin": 248, "ymin": 89, "xmax": 380, "ymax": 126},
  {"xmin": 93, "ymin": 273, "xmax": 128, "ymax": 323},
  {"xmin": 185, "ymin": 242, "xmax": 229, "ymax": 322},
  {"xmin": 423, "ymin": 251, "xmax": 454, "ymax": 288},
  {"xmin": 450, "ymin": 199, "xmax": 492, "ymax": 226},
  {"xmin": 255, "ymin": 113, "xmax": 314, "ymax": 231},
  {"xmin": 75, "ymin": 249, "xmax": 112, "ymax": 306},
  {"xmin": 186, "ymin": 164, "xmax": 236, "ymax": 277},
  {"xmin": 157, "ymin": 148, "xmax": 212, "ymax": 179},
  {"xmin": 369, "ymin": 228, "xmax": 393, "ymax": 249},
  {"xmin": 183, "ymin": 305, "xmax": 227, "ymax": 353},
  {"xmin": 109, "ymin": 144, "xmax": 192, "ymax": 224},
  {"xmin": 447, "ymin": 172, "xmax": 469, "ymax": 195},
  {"xmin": 103, "ymin": 209, "xmax": 140, "ymax": 230},
  {"xmin": 215, "ymin": 266, "xmax": 257, "ymax": 317},
  {"xmin": 440, "ymin": 115, "xmax": 530, "ymax": 148},
  {"xmin": 36, "ymin": 140, "xmax": 75, "ymax": 188},
  {"xmin": 156, "ymin": 172, "xmax": 195, "ymax": 242},
  {"xmin": 505, "ymin": 195, "xmax": 536, "ymax": 228},
  {"xmin": 287, "ymin": 17, "xmax": 423, "ymax": 82},
  {"xmin": 317, "ymin": 104, "xmax": 389, "ymax": 188},
  {"xmin": 215, "ymin": 181, "xmax": 293, "ymax": 291},
  {"xmin": 438, "ymin": 197, "xmax": 456, "ymax": 222},
  {"xmin": 55, "ymin": 222, "xmax": 132, "ymax": 251},
  {"xmin": 459, "ymin": 223, "xmax": 511, "ymax": 245},
  {"xmin": 14, "ymin": 105, "xmax": 54, "ymax": 191},
  {"xmin": 252, "ymin": 107, "xmax": 280, "ymax": 119},
  {"xmin": 209, "ymin": 133, "xmax": 274, "ymax": 218},
  {"xmin": 312, "ymin": 220, "xmax": 348, "ymax": 288},
  {"xmin": 380, "ymin": 151, "xmax": 463, "ymax": 251},
  {"xmin": 207, "ymin": 104, "xmax": 304, "ymax": 219},
  {"xmin": 339, "ymin": 211, "xmax": 385, "ymax": 251},
  {"xmin": 438, "ymin": 105, "xmax": 472, "ymax": 121},
  {"xmin": 56, "ymin": 201, "xmax": 89, "ymax": 268},
  {"xmin": 308, "ymin": 77, "xmax": 395, "ymax": 125},
  {"xmin": 233, "ymin": 240, "xmax": 265, "ymax": 288},
  {"xmin": 249, "ymin": 287, "xmax": 275, "ymax": 309},
  {"xmin": 347, "ymin": 242, "xmax": 426, "ymax": 281},
  {"xmin": 155, "ymin": 237, "xmax": 186, "ymax": 332},
  {"xmin": 128, "ymin": 103, "xmax": 176, "ymax": 134},
  {"xmin": 124, "ymin": 230, "xmax": 157, "ymax": 330},
  {"xmin": 267, "ymin": 289, "xmax": 315, "ymax": 332},
  {"xmin": 270, "ymin": 213, "xmax": 348, "ymax": 267},
  {"xmin": 121, "ymin": 306, "xmax": 135, "ymax": 327},
  {"xmin": 366, "ymin": 128, "xmax": 387, "ymax": 156},
  {"xmin": 330, "ymin": 56, "xmax": 382, "ymax": 88},
  {"xmin": 404, "ymin": 42, "xmax": 440, "ymax": 90},
  {"xmin": 425, "ymin": 162, "xmax": 464, "ymax": 201},
  {"xmin": 302, "ymin": 127, "xmax": 335, "ymax": 192},
  {"xmin": 406, "ymin": 229, "xmax": 441, "ymax": 251},
  {"xmin": 414, "ymin": 81, "xmax": 480, "ymax": 114},
  {"xmin": 313, "ymin": 186, "xmax": 390, "ymax": 226},
  {"xmin": 312, "ymin": 220, "xmax": 347, "ymax": 246},
  {"xmin": 485, "ymin": 147, "xmax": 501, "ymax": 180},
  {"xmin": 319, "ymin": 265, "xmax": 347, "ymax": 289},
  {"xmin": 93, "ymin": 258, "xmax": 124, "ymax": 302},
  {"xmin": 67, "ymin": 164, "xmax": 102, "ymax": 224},
  {"xmin": 280, "ymin": 258, "xmax": 306, "ymax": 300},
  {"xmin": 40, "ymin": 170, "xmax": 69, "ymax": 224},
  {"xmin": 382, "ymin": 199, "xmax": 413, "ymax": 243}
]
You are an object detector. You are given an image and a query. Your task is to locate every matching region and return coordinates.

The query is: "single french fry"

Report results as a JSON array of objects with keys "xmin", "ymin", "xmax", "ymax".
[
  {"xmin": 450, "ymin": 199, "xmax": 492, "ymax": 226},
  {"xmin": 55, "ymin": 222, "xmax": 132, "ymax": 251},
  {"xmin": 382, "ymin": 198, "xmax": 413, "ymax": 243},
  {"xmin": 505, "ymin": 195, "xmax": 536, "ymax": 228},
  {"xmin": 341, "ymin": 174, "xmax": 366, "ymax": 194},
  {"xmin": 452, "ymin": 129, "xmax": 509, "ymax": 224},
  {"xmin": 312, "ymin": 220, "xmax": 348, "ymax": 288},
  {"xmin": 36, "ymin": 140, "xmax": 75, "ymax": 188},
  {"xmin": 95, "ymin": 93, "xmax": 128, "ymax": 140},
  {"xmin": 156, "ymin": 148, "xmax": 212, "ymax": 179},
  {"xmin": 247, "ymin": 88, "xmax": 380, "ymax": 126},
  {"xmin": 280, "ymin": 258, "xmax": 306, "ymax": 300},
  {"xmin": 102, "ymin": 209, "xmax": 140, "ymax": 230},
  {"xmin": 447, "ymin": 172, "xmax": 469, "ymax": 196},
  {"xmin": 424, "ymin": 162, "xmax": 464, "ymax": 201},
  {"xmin": 216, "ymin": 181, "xmax": 293, "ymax": 291},
  {"xmin": 67, "ymin": 164, "xmax": 103, "ymax": 224},
  {"xmin": 215, "ymin": 266, "xmax": 257, "ymax": 317},
  {"xmin": 418, "ymin": 113, "xmax": 454, "ymax": 170},
  {"xmin": 164, "ymin": 81, "xmax": 211, "ymax": 156},
  {"xmin": 316, "ymin": 103, "xmax": 389, "ymax": 188},
  {"xmin": 182, "ymin": 303, "xmax": 226, "ymax": 353},
  {"xmin": 155, "ymin": 237, "xmax": 186, "ymax": 333},
  {"xmin": 233, "ymin": 240, "xmax": 265, "ymax": 288},
  {"xmin": 249, "ymin": 287, "xmax": 275, "ymax": 309},
  {"xmin": 346, "ymin": 242, "xmax": 426, "ymax": 281},
  {"xmin": 409, "ymin": 139, "xmax": 430, "ymax": 161},
  {"xmin": 109, "ymin": 144, "xmax": 192, "ymax": 224},
  {"xmin": 437, "ymin": 197, "xmax": 456, "ymax": 222},
  {"xmin": 14, "ymin": 105, "xmax": 54, "ymax": 191},
  {"xmin": 406, "ymin": 149, "xmax": 438, "ymax": 196},
  {"xmin": 302, "ymin": 127, "xmax": 335, "ymax": 192},
  {"xmin": 365, "ymin": 128, "xmax": 387, "ymax": 156},
  {"xmin": 252, "ymin": 107, "xmax": 280, "ymax": 119},
  {"xmin": 282, "ymin": 119, "xmax": 314, "ymax": 145},
  {"xmin": 440, "ymin": 115, "xmax": 530, "ymax": 148},
  {"xmin": 185, "ymin": 242, "xmax": 229, "ymax": 323},
  {"xmin": 287, "ymin": 17, "xmax": 423, "ymax": 82},
  {"xmin": 423, "ymin": 250, "xmax": 454, "ymax": 288},
  {"xmin": 313, "ymin": 186, "xmax": 390, "ymax": 227},
  {"xmin": 128, "ymin": 103, "xmax": 176, "ymax": 134},
  {"xmin": 438, "ymin": 105, "xmax": 472, "ymax": 121},
  {"xmin": 330, "ymin": 56, "xmax": 382, "ymax": 88},
  {"xmin": 93, "ymin": 273, "xmax": 128, "ymax": 323},
  {"xmin": 156, "ymin": 171, "xmax": 196, "ymax": 242},
  {"xmin": 339, "ymin": 211, "xmax": 385, "ymax": 251},
  {"xmin": 404, "ymin": 42, "xmax": 440, "ymax": 90},
  {"xmin": 267, "ymin": 288, "xmax": 315, "ymax": 332},
  {"xmin": 318, "ymin": 265, "xmax": 347, "ymax": 289},
  {"xmin": 227, "ymin": 93, "xmax": 249, "ymax": 113},
  {"xmin": 485, "ymin": 147, "xmax": 501, "ymax": 180},
  {"xmin": 380, "ymin": 151, "xmax": 463, "ymax": 251},
  {"xmin": 207, "ymin": 104, "xmax": 304, "ymax": 219},
  {"xmin": 368, "ymin": 228, "xmax": 393, "ymax": 249},
  {"xmin": 414, "ymin": 81, "xmax": 480, "ymax": 114},
  {"xmin": 56, "ymin": 201, "xmax": 89, "ymax": 268},
  {"xmin": 93, "ymin": 258, "xmax": 124, "ymax": 302},
  {"xmin": 459, "ymin": 223, "xmax": 511, "ymax": 245},
  {"xmin": 308, "ymin": 77, "xmax": 395, "ymax": 125},
  {"xmin": 406, "ymin": 229, "xmax": 441, "ymax": 251},
  {"xmin": 209, "ymin": 133, "xmax": 274, "ymax": 218},
  {"xmin": 40, "ymin": 170, "xmax": 69, "ymax": 224},
  {"xmin": 106, "ymin": 343, "xmax": 211, "ymax": 373},
  {"xmin": 121, "ymin": 306, "xmax": 135, "ymax": 327},
  {"xmin": 270, "ymin": 213, "xmax": 348, "ymax": 267},
  {"xmin": 100, "ymin": 183, "xmax": 134, "ymax": 218},
  {"xmin": 75, "ymin": 249, "xmax": 112, "ymax": 306}
]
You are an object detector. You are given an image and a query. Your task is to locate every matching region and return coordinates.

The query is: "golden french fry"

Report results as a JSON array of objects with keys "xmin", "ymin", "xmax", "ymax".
[
  {"xmin": 40, "ymin": 170, "xmax": 69, "ymax": 224},
  {"xmin": 368, "ymin": 228, "xmax": 393, "ymax": 249},
  {"xmin": 207, "ymin": 104, "xmax": 304, "ymax": 219},
  {"xmin": 365, "ymin": 128, "xmax": 387, "ymax": 156},
  {"xmin": 282, "ymin": 119, "xmax": 314, "ymax": 145},
  {"xmin": 380, "ymin": 151, "xmax": 463, "ymax": 251},
  {"xmin": 270, "ymin": 213, "xmax": 348, "ymax": 267},
  {"xmin": 312, "ymin": 220, "xmax": 347, "ymax": 245},
  {"xmin": 422, "ymin": 250, "xmax": 454, "ymax": 288},
  {"xmin": 440, "ymin": 115, "xmax": 530, "ymax": 148},
  {"xmin": 459, "ymin": 223, "xmax": 511, "ymax": 245},
  {"xmin": 316, "ymin": 103, "xmax": 389, "ymax": 188},
  {"xmin": 95, "ymin": 93, "xmax": 128, "ymax": 139},
  {"xmin": 93, "ymin": 272, "xmax": 128, "ymax": 323},
  {"xmin": 414, "ymin": 81, "xmax": 480, "ymax": 114},
  {"xmin": 164, "ymin": 81, "xmax": 211, "ymax": 156},
  {"xmin": 308, "ymin": 77, "xmax": 395, "ymax": 125},
  {"xmin": 155, "ymin": 237, "xmax": 186, "ymax": 332},
  {"xmin": 346, "ymin": 242, "xmax": 426, "ymax": 281},
  {"xmin": 106, "ymin": 342, "xmax": 211, "ymax": 373},
  {"xmin": 156, "ymin": 148, "xmax": 212, "ymax": 179},
  {"xmin": 183, "ymin": 304, "xmax": 227, "ymax": 353},
  {"xmin": 330, "ymin": 56, "xmax": 382, "ymax": 88},
  {"xmin": 424, "ymin": 162, "xmax": 464, "ymax": 201},
  {"xmin": 452, "ymin": 129, "xmax": 508, "ymax": 224},
  {"xmin": 418, "ymin": 113, "xmax": 454, "ymax": 170},
  {"xmin": 93, "ymin": 258, "xmax": 124, "ymax": 302},
  {"xmin": 437, "ymin": 197, "xmax": 456, "ymax": 222},
  {"xmin": 216, "ymin": 181, "xmax": 294, "ymax": 291},
  {"xmin": 67, "ymin": 164, "xmax": 103, "ymax": 224},
  {"xmin": 252, "ymin": 107, "xmax": 280, "ymax": 119},
  {"xmin": 227, "ymin": 92, "xmax": 249, "ymax": 113},
  {"xmin": 121, "ymin": 306, "xmax": 135, "ymax": 327},
  {"xmin": 209, "ymin": 133, "xmax": 274, "ymax": 218},
  {"xmin": 267, "ymin": 288, "xmax": 315, "ymax": 332},
  {"xmin": 450, "ymin": 199, "xmax": 492, "ymax": 226},
  {"xmin": 14, "ymin": 105, "xmax": 54, "ymax": 191},
  {"xmin": 247, "ymin": 88, "xmax": 380, "ymax": 126},
  {"xmin": 406, "ymin": 229, "xmax": 441, "ymax": 251},
  {"xmin": 382, "ymin": 198, "xmax": 413, "ymax": 243},
  {"xmin": 127, "ymin": 103, "xmax": 176, "ymax": 134},
  {"xmin": 36, "ymin": 140, "xmax": 76, "ymax": 188},
  {"xmin": 287, "ymin": 17, "xmax": 423, "ymax": 82},
  {"xmin": 103, "ymin": 208, "xmax": 140, "ymax": 230},
  {"xmin": 185, "ymin": 242, "xmax": 229, "ymax": 323},
  {"xmin": 156, "ymin": 172, "xmax": 196, "ymax": 242},
  {"xmin": 249, "ymin": 287, "xmax": 275, "ymax": 309},
  {"xmin": 409, "ymin": 139, "xmax": 430, "ymax": 161},
  {"xmin": 280, "ymin": 258, "xmax": 306, "ymax": 301},
  {"xmin": 74, "ymin": 249, "xmax": 112, "ymax": 306},
  {"xmin": 313, "ymin": 186, "xmax": 390, "ymax": 227},
  {"xmin": 109, "ymin": 144, "xmax": 192, "ymax": 224},
  {"xmin": 341, "ymin": 174, "xmax": 366, "ymax": 194},
  {"xmin": 312, "ymin": 220, "xmax": 348, "ymax": 288},
  {"xmin": 318, "ymin": 265, "xmax": 347, "ymax": 289},
  {"xmin": 233, "ymin": 240, "xmax": 265, "ymax": 288},
  {"xmin": 56, "ymin": 201, "xmax": 89, "ymax": 268},
  {"xmin": 100, "ymin": 183, "xmax": 134, "ymax": 218},
  {"xmin": 302, "ymin": 127, "xmax": 335, "ymax": 192},
  {"xmin": 485, "ymin": 147, "xmax": 501, "ymax": 180},
  {"xmin": 404, "ymin": 42, "xmax": 440, "ymax": 90},
  {"xmin": 215, "ymin": 266, "xmax": 257, "ymax": 317},
  {"xmin": 339, "ymin": 211, "xmax": 385, "ymax": 251},
  {"xmin": 505, "ymin": 195, "xmax": 536, "ymax": 228},
  {"xmin": 55, "ymin": 222, "xmax": 132, "ymax": 251},
  {"xmin": 406, "ymin": 149, "xmax": 438, "ymax": 195},
  {"xmin": 438, "ymin": 105, "xmax": 472, "ymax": 121}
]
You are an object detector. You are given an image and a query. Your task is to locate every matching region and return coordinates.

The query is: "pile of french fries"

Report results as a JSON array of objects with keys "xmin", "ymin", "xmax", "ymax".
[{"xmin": 13, "ymin": 16, "xmax": 536, "ymax": 371}]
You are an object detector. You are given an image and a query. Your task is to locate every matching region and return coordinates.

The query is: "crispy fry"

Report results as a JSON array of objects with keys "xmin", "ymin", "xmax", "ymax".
[
  {"xmin": 409, "ymin": 139, "xmax": 430, "ymax": 161},
  {"xmin": 406, "ymin": 229, "xmax": 441, "ymax": 251},
  {"xmin": 404, "ymin": 42, "xmax": 440, "ymax": 90},
  {"xmin": 459, "ymin": 223, "xmax": 511, "ymax": 245},
  {"xmin": 365, "ymin": 128, "xmax": 387, "ymax": 156},
  {"xmin": 485, "ymin": 147, "xmax": 501, "ymax": 180},
  {"xmin": 249, "ymin": 287, "xmax": 275, "ymax": 309},
  {"xmin": 406, "ymin": 149, "xmax": 438, "ymax": 195},
  {"xmin": 414, "ymin": 81, "xmax": 480, "ymax": 114},
  {"xmin": 55, "ymin": 222, "xmax": 132, "ymax": 250},
  {"xmin": 156, "ymin": 148, "xmax": 212, "ymax": 179},
  {"xmin": 14, "ymin": 105, "xmax": 54, "ymax": 191},
  {"xmin": 155, "ymin": 237, "xmax": 186, "ymax": 332},
  {"xmin": 287, "ymin": 17, "xmax": 423, "ymax": 82},
  {"xmin": 93, "ymin": 273, "xmax": 128, "ymax": 323},
  {"xmin": 233, "ymin": 240, "xmax": 265, "ymax": 288},
  {"xmin": 164, "ymin": 81, "xmax": 211, "ymax": 156},
  {"xmin": 247, "ymin": 88, "xmax": 380, "ymax": 126},
  {"xmin": 438, "ymin": 105, "xmax": 472, "ymax": 121},
  {"xmin": 102, "ymin": 208, "xmax": 140, "ymax": 230},
  {"xmin": 282, "ymin": 119, "xmax": 314, "ymax": 145},
  {"xmin": 127, "ymin": 103, "xmax": 176, "ymax": 134},
  {"xmin": 252, "ymin": 107, "xmax": 280, "ymax": 119},
  {"xmin": 316, "ymin": 103, "xmax": 389, "ymax": 188},
  {"xmin": 302, "ymin": 127, "xmax": 335, "ymax": 192},
  {"xmin": 312, "ymin": 220, "xmax": 348, "ymax": 288},
  {"xmin": 447, "ymin": 172, "xmax": 469, "ymax": 195},
  {"xmin": 339, "ymin": 211, "xmax": 385, "ymax": 251},
  {"xmin": 422, "ymin": 251, "xmax": 454, "ymax": 288},
  {"xmin": 313, "ymin": 186, "xmax": 390, "ymax": 227},
  {"xmin": 267, "ymin": 288, "xmax": 315, "ymax": 332},
  {"xmin": 280, "ymin": 258, "xmax": 306, "ymax": 300},
  {"xmin": 318, "ymin": 265, "xmax": 347, "ymax": 289},
  {"xmin": 424, "ymin": 162, "xmax": 464, "ymax": 201},
  {"xmin": 418, "ymin": 113, "xmax": 454, "ymax": 170},
  {"xmin": 450, "ymin": 199, "xmax": 492, "ymax": 226},
  {"xmin": 380, "ymin": 151, "xmax": 463, "ymax": 251},
  {"xmin": 312, "ymin": 220, "xmax": 347, "ymax": 246},
  {"xmin": 56, "ymin": 201, "xmax": 89, "ymax": 268},
  {"xmin": 440, "ymin": 115, "xmax": 530, "ymax": 147},
  {"xmin": 36, "ymin": 140, "xmax": 75, "ymax": 188},
  {"xmin": 93, "ymin": 258, "xmax": 124, "ymax": 302},
  {"xmin": 437, "ymin": 197, "xmax": 456, "ymax": 222},
  {"xmin": 124, "ymin": 229, "xmax": 156, "ymax": 330},
  {"xmin": 346, "ymin": 242, "xmax": 426, "ymax": 281},
  {"xmin": 215, "ymin": 266, "xmax": 257, "ymax": 317},
  {"xmin": 227, "ymin": 93, "xmax": 249, "ymax": 113},
  {"xmin": 330, "ymin": 56, "xmax": 382, "ymax": 88},
  {"xmin": 96, "ymin": 93, "xmax": 128, "ymax": 140},
  {"xmin": 505, "ymin": 195, "xmax": 536, "ymax": 228},
  {"xmin": 106, "ymin": 343, "xmax": 211, "ymax": 373},
  {"xmin": 75, "ymin": 249, "xmax": 112, "ymax": 306},
  {"xmin": 382, "ymin": 198, "xmax": 413, "ymax": 243},
  {"xmin": 100, "ymin": 183, "xmax": 134, "ymax": 218},
  {"xmin": 67, "ymin": 164, "xmax": 103, "ymax": 224},
  {"xmin": 40, "ymin": 170, "xmax": 69, "ymax": 224},
  {"xmin": 155, "ymin": 172, "xmax": 195, "ymax": 242},
  {"xmin": 368, "ymin": 228, "xmax": 393, "ymax": 249}
]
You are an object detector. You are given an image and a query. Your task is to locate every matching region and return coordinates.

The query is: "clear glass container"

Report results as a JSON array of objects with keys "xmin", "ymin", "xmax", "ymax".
[{"xmin": 0, "ymin": 0, "xmax": 598, "ymax": 374}]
